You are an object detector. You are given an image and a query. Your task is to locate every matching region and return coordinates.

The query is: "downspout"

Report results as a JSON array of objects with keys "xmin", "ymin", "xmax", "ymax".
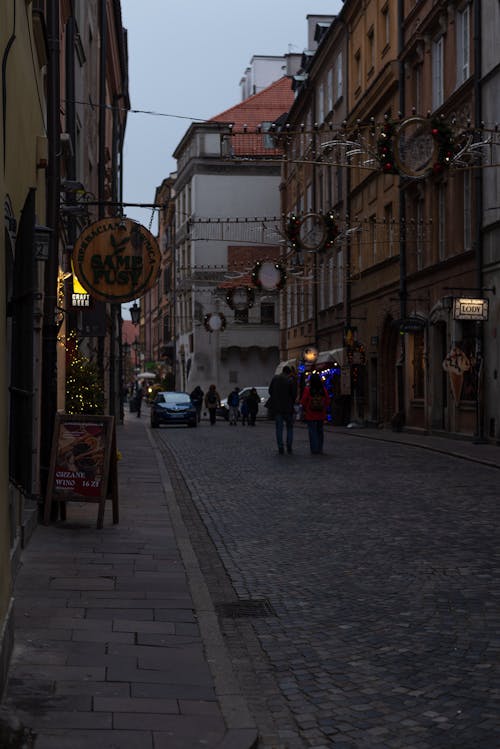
[
  {"xmin": 98, "ymin": 0, "xmax": 108, "ymax": 409},
  {"xmin": 1, "ymin": 1, "xmax": 16, "ymax": 170},
  {"xmin": 397, "ymin": 0, "xmax": 407, "ymax": 419},
  {"xmin": 40, "ymin": 0, "xmax": 61, "ymax": 495},
  {"xmin": 473, "ymin": 0, "xmax": 485, "ymax": 441}
]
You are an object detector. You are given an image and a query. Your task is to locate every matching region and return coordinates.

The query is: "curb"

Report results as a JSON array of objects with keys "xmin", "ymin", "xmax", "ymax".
[{"xmin": 146, "ymin": 427, "xmax": 259, "ymax": 749}]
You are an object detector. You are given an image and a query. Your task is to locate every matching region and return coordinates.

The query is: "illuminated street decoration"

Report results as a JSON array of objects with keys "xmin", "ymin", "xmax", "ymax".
[
  {"xmin": 225, "ymin": 286, "xmax": 255, "ymax": 311},
  {"xmin": 252, "ymin": 260, "xmax": 287, "ymax": 291},
  {"xmin": 204, "ymin": 312, "xmax": 226, "ymax": 332}
]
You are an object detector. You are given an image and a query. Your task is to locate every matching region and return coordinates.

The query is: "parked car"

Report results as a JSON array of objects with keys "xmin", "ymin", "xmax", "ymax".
[
  {"xmin": 150, "ymin": 391, "xmax": 197, "ymax": 428},
  {"xmin": 218, "ymin": 386, "xmax": 270, "ymax": 420}
]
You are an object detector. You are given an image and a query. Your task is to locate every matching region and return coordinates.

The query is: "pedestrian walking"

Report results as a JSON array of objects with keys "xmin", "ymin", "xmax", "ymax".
[
  {"xmin": 300, "ymin": 372, "xmax": 330, "ymax": 454},
  {"xmin": 268, "ymin": 365, "xmax": 297, "ymax": 454},
  {"xmin": 227, "ymin": 387, "xmax": 240, "ymax": 425},
  {"xmin": 246, "ymin": 387, "xmax": 260, "ymax": 426},
  {"xmin": 204, "ymin": 384, "xmax": 221, "ymax": 426},
  {"xmin": 240, "ymin": 396, "xmax": 249, "ymax": 425},
  {"xmin": 190, "ymin": 385, "xmax": 204, "ymax": 422},
  {"xmin": 134, "ymin": 382, "xmax": 144, "ymax": 418}
]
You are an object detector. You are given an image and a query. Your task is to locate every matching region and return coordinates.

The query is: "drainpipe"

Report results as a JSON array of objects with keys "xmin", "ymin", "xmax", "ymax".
[
  {"xmin": 473, "ymin": 0, "xmax": 485, "ymax": 442},
  {"xmin": 40, "ymin": 0, "xmax": 60, "ymax": 497},
  {"xmin": 98, "ymin": 0, "xmax": 108, "ymax": 409},
  {"xmin": 396, "ymin": 0, "xmax": 407, "ymax": 419}
]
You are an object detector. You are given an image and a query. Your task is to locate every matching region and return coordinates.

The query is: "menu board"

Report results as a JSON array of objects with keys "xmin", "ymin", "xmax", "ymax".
[{"xmin": 44, "ymin": 414, "xmax": 119, "ymax": 528}]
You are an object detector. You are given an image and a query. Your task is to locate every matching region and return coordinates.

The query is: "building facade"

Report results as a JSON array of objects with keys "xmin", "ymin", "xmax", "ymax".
[
  {"xmin": 0, "ymin": 0, "xmax": 128, "ymax": 701},
  {"xmin": 165, "ymin": 78, "xmax": 295, "ymax": 397}
]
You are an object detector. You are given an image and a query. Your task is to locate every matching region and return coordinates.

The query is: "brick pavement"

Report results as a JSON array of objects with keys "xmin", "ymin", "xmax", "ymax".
[
  {"xmin": 155, "ymin": 416, "xmax": 500, "ymax": 748},
  {"xmin": 3, "ymin": 410, "xmax": 500, "ymax": 748},
  {"xmin": 1, "ymin": 411, "xmax": 258, "ymax": 749}
]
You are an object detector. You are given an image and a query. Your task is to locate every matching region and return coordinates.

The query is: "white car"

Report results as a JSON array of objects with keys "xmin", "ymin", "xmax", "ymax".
[{"xmin": 218, "ymin": 387, "xmax": 270, "ymax": 420}]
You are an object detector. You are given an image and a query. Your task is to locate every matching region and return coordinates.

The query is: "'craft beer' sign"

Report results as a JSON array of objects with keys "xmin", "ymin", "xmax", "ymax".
[{"xmin": 72, "ymin": 218, "xmax": 161, "ymax": 303}]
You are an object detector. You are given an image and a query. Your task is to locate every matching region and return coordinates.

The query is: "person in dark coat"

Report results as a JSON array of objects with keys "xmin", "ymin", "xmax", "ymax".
[
  {"xmin": 190, "ymin": 385, "xmax": 204, "ymax": 422},
  {"xmin": 268, "ymin": 365, "xmax": 297, "ymax": 454},
  {"xmin": 246, "ymin": 387, "xmax": 260, "ymax": 426},
  {"xmin": 300, "ymin": 372, "xmax": 330, "ymax": 454}
]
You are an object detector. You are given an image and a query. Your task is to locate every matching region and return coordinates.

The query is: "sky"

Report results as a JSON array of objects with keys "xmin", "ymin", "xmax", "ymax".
[{"xmin": 120, "ymin": 1, "xmax": 342, "ymax": 225}]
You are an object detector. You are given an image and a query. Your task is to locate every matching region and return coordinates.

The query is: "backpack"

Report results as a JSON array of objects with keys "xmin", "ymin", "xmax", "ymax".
[
  {"xmin": 309, "ymin": 392, "xmax": 325, "ymax": 412},
  {"xmin": 207, "ymin": 391, "xmax": 217, "ymax": 406}
]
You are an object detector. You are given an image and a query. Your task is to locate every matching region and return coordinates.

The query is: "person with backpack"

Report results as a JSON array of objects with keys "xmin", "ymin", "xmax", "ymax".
[
  {"xmin": 227, "ymin": 387, "xmax": 240, "ymax": 425},
  {"xmin": 300, "ymin": 372, "xmax": 330, "ymax": 454},
  {"xmin": 268, "ymin": 365, "xmax": 297, "ymax": 454},
  {"xmin": 204, "ymin": 384, "xmax": 221, "ymax": 426}
]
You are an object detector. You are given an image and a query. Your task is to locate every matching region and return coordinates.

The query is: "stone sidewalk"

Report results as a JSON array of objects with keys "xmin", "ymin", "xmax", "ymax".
[{"xmin": 1, "ymin": 411, "xmax": 257, "ymax": 749}]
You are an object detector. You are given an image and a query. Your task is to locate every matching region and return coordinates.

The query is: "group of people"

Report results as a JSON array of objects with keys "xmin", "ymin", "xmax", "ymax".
[
  {"xmin": 267, "ymin": 365, "xmax": 330, "ymax": 455},
  {"xmin": 190, "ymin": 385, "xmax": 260, "ymax": 426},
  {"xmin": 190, "ymin": 368, "xmax": 330, "ymax": 454}
]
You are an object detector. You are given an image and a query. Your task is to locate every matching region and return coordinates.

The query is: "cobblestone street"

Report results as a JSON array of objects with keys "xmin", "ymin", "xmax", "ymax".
[{"xmin": 153, "ymin": 418, "xmax": 500, "ymax": 749}]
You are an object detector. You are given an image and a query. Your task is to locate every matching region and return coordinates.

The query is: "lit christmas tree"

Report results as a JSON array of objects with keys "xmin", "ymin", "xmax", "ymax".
[{"xmin": 64, "ymin": 332, "xmax": 104, "ymax": 414}]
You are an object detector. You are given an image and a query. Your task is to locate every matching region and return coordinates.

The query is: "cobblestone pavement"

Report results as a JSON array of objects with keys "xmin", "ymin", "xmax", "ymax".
[{"xmin": 153, "ymin": 419, "xmax": 500, "ymax": 749}]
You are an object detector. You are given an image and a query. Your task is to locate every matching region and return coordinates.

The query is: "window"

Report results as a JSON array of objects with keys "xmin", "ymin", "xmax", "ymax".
[
  {"xmin": 432, "ymin": 36, "xmax": 444, "ymax": 109},
  {"xmin": 354, "ymin": 49, "xmax": 361, "ymax": 90},
  {"xmin": 261, "ymin": 122, "xmax": 275, "ymax": 149},
  {"xmin": 438, "ymin": 184, "xmax": 446, "ymax": 261},
  {"xmin": 336, "ymin": 249, "xmax": 344, "ymax": 303},
  {"xmin": 367, "ymin": 27, "xmax": 375, "ymax": 74},
  {"xmin": 416, "ymin": 198, "xmax": 424, "ymax": 271},
  {"xmin": 317, "ymin": 83, "xmax": 324, "ymax": 123},
  {"xmin": 463, "ymin": 170, "xmax": 472, "ymax": 251},
  {"xmin": 336, "ymin": 52, "xmax": 343, "ymax": 100},
  {"xmin": 235, "ymin": 308, "xmax": 248, "ymax": 324},
  {"xmin": 382, "ymin": 4, "xmax": 390, "ymax": 49},
  {"xmin": 456, "ymin": 4, "xmax": 470, "ymax": 86},
  {"xmin": 384, "ymin": 203, "xmax": 394, "ymax": 257},
  {"xmin": 370, "ymin": 214, "xmax": 377, "ymax": 262},
  {"xmin": 260, "ymin": 302, "xmax": 275, "ymax": 324},
  {"xmin": 327, "ymin": 68, "xmax": 333, "ymax": 112}
]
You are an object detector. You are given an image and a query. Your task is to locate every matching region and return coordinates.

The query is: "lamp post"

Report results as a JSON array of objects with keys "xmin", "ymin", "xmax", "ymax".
[{"xmin": 130, "ymin": 301, "xmax": 140, "ymax": 325}]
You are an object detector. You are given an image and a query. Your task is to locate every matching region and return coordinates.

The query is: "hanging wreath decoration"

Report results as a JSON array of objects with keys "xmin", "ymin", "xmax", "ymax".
[
  {"xmin": 252, "ymin": 260, "xmax": 287, "ymax": 291},
  {"xmin": 377, "ymin": 120, "xmax": 398, "ymax": 174},
  {"xmin": 323, "ymin": 211, "xmax": 340, "ymax": 251},
  {"xmin": 379, "ymin": 116, "xmax": 456, "ymax": 178},
  {"xmin": 286, "ymin": 213, "xmax": 301, "ymax": 251},
  {"xmin": 225, "ymin": 286, "xmax": 255, "ymax": 311},
  {"xmin": 204, "ymin": 312, "xmax": 226, "ymax": 332},
  {"xmin": 430, "ymin": 117, "xmax": 455, "ymax": 175}
]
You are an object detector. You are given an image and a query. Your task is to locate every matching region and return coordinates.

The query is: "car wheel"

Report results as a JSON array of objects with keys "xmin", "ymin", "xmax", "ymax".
[
  {"xmin": 188, "ymin": 421, "xmax": 197, "ymax": 428},
  {"xmin": 151, "ymin": 419, "xmax": 159, "ymax": 428}
]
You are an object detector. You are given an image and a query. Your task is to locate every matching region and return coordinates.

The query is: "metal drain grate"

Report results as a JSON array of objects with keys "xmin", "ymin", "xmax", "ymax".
[{"xmin": 215, "ymin": 598, "xmax": 276, "ymax": 619}]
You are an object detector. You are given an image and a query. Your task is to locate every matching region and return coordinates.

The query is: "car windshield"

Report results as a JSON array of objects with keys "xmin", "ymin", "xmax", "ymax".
[{"xmin": 157, "ymin": 392, "xmax": 191, "ymax": 405}]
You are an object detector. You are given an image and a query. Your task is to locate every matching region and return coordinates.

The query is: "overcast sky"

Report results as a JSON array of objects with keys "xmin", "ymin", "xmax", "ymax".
[{"xmin": 119, "ymin": 1, "xmax": 342, "ymax": 318}]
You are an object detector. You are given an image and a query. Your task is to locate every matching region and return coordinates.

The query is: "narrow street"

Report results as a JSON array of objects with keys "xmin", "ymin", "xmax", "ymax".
[{"xmin": 152, "ymin": 413, "xmax": 500, "ymax": 749}]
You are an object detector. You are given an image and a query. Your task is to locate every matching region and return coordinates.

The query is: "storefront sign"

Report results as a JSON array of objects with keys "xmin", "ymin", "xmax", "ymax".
[
  {"xmin": 72, "ymin": 218, "xmax": 161, "ymax": 303},
  {"xmin": 453, "ymin": 298, "xmax": 489, "ymax": 321},
  {"xmin": 397, "ymin": 316, "xmax": 427, "ymax": 333},
  {"xmin": 43, "ymin": 415, "xmax": 119, "ymax": 529}
]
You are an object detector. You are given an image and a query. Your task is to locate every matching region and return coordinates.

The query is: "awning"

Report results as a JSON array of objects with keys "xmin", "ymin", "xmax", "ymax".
[
  {"xmin": 316, "ymin": 348, "xmax": 345, "ymax": 367},
  {"xmin": 274, "ymin": 358, "xmax": 298, "ymax": 375}
]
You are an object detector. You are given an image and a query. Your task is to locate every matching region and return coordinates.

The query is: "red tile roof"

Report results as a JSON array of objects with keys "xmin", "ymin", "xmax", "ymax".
[{"xmin": 210, "ymin": 77, "xmax": 294, "ymax": 158}]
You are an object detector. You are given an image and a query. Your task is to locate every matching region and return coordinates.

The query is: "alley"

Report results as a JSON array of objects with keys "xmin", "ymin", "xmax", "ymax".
[{"xmin": 152, "ymin": 415, "xmax": 500, "ymax": 749}]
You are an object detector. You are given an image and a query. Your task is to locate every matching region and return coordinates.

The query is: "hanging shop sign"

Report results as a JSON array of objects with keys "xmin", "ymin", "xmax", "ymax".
[
  {"xmin": 394, "ymin": 316, "xmax": 427, "ymax": 333},
  {"xmin": 453, "ymin": 298, "xmax": 489, "ymax": 321},
  {"xmin": 72, "ymin": 218, "xmax": 161, "ymax": 303}
]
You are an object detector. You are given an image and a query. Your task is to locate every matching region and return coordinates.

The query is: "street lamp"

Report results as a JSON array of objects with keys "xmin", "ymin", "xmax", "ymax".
[{"xmin": 130, "ymin": 301, "xmax": 140, "ymax": 325}]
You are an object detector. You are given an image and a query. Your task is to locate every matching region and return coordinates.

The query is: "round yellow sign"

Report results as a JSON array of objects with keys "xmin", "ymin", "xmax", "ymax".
[{"xmin": 72, "ymin": 218, "xmax": 161, "ymax": 303}]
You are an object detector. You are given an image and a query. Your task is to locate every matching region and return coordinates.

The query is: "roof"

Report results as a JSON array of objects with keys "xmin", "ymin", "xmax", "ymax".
[{"xmin": 210, "ymin": 76, "xmax": 294, "ymax": 131}]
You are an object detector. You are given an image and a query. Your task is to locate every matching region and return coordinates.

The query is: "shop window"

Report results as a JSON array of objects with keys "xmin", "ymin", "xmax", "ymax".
[
  {"xmin": 261, "ymin": 302, "xmax": 275, "ymax": 324},
  {"xmin": 235, "ymin": 308, "xmax": 249, "ymax": 324}
]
